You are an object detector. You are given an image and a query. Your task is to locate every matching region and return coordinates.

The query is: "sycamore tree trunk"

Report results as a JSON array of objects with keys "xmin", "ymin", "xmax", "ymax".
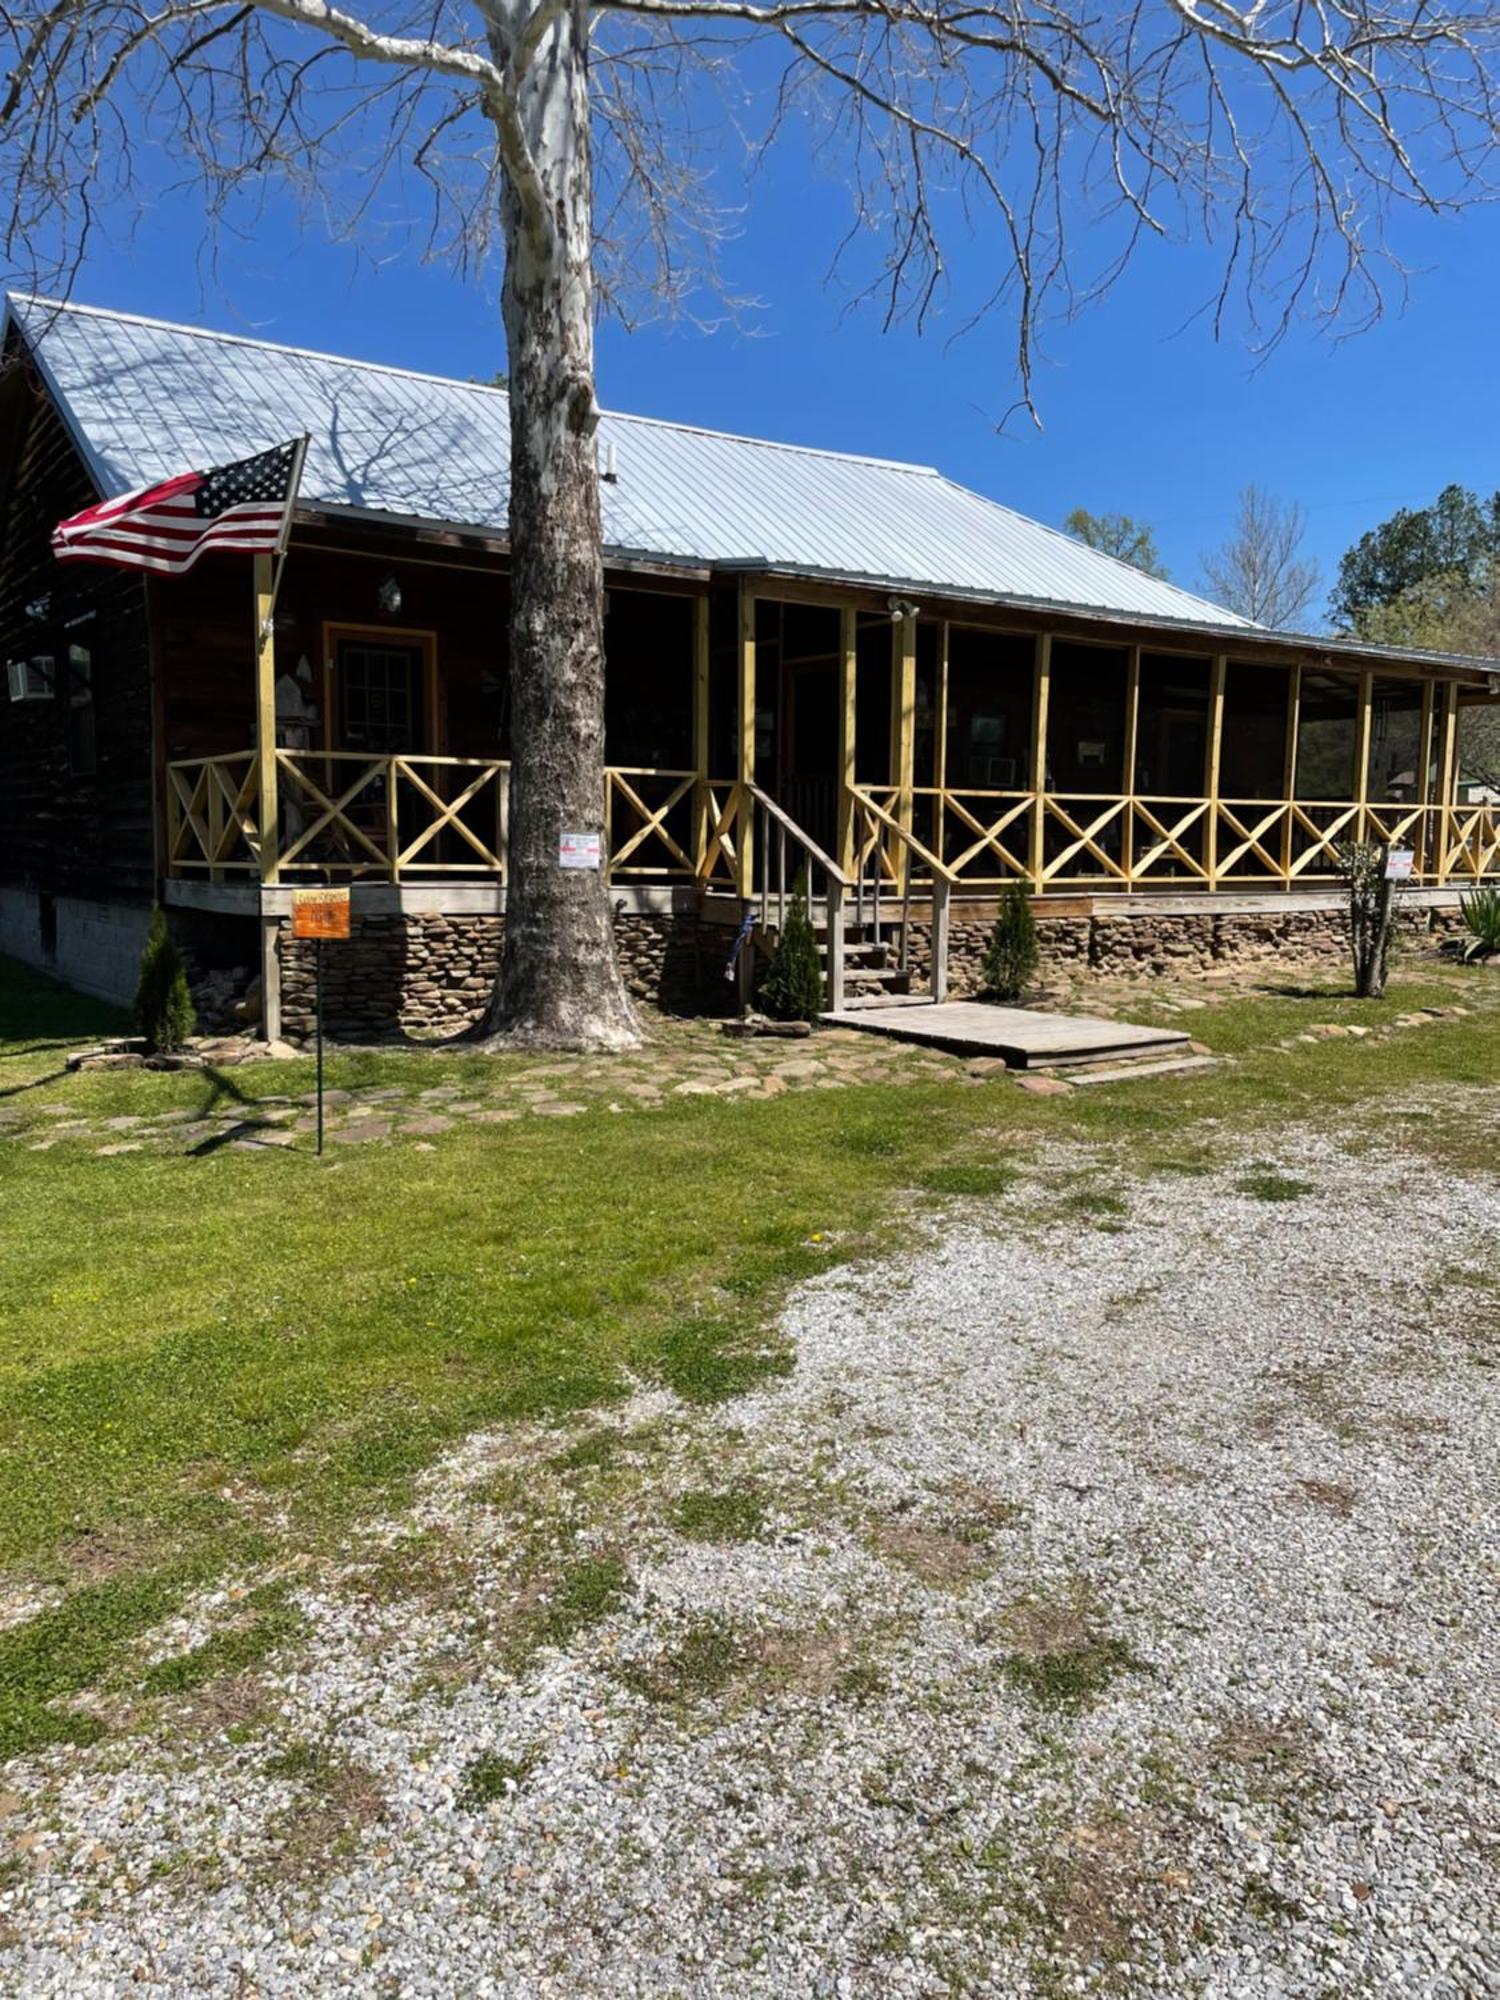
[{"xmin": 477, "ymin": 0, "xmax": 639, "ymax": 1049}]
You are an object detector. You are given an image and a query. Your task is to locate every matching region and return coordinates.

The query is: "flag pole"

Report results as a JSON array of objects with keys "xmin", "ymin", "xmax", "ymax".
[{"xmin": 259, "ymin": 434, "xmax": 310, "ymax": 642}]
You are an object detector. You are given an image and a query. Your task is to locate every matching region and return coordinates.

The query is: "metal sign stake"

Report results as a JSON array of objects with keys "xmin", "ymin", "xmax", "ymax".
[{"xmin": 315, "ymin": 935, "xmax": 325, "ymax": 1157}]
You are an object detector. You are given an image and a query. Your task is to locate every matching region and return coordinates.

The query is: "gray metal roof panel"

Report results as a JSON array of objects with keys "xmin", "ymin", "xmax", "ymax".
[{"xmin": 8, "ymin": 293, "xmax": 1255, "ymax": 627}]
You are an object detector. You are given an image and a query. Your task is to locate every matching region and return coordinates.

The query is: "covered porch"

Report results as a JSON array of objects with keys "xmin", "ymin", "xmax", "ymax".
[{"xmin": 156, "ymin": 543, "xmax": 1500, "ymax": 1018}]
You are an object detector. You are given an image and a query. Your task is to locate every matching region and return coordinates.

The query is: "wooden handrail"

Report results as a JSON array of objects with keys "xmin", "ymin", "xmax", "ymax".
[{"xmin": 744, "ymin": 780, "xmax": 852, "ymax": 887}]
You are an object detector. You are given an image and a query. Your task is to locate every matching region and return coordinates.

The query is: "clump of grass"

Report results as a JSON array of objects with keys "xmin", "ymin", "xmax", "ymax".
[
  {"xmin": 1243, "ymin": 1874, "xmax": 1303, "ymax": 1923},
  {"xmin": 263, "ymin": 1739, "xmax": 321, "ymax": 1780},
  {"xmin": 674, "ymin": 1487, "xmax": 767, "ymax": 1543},
  {"xmin": 459, "ymin": 1747, "xmax": 539, "ymax": 1807},
  {"xmin": 141, "ymin": 1585, "xmax": 304, "ymax": 1697},
  {"xmin": 640, "ymin": 1317, "xmax": 793, "ymax": 1404},
  {"xmin": 834, "ymin": 1661, "xmax": 888, "ymax": 1704},
  {"xmin": 920, "ymin": 1163, "xmax": 1016, "ymax": 1199},
  {"xmin": 1237, "ymin": 1165, "xmax": 1313, "ymax": 1202},
  {"xmin": 535, "ymin": 1553, "xmax": 630, "ymax": 1649},
  {"xmin": 1060, "ymin": 1187, "xmax": 1128, "ymax": 1221},
  {"xmin": 999, "ymin": 1635, "xmax": 1145, "ymax": 1713},
  {"xmin": 547, "ymin": 1429, "xmax": 618, "ymax": 1474},
  {"xmin": 617, "ymin": 1612, "xmax": 745, "ymax": 1703}
]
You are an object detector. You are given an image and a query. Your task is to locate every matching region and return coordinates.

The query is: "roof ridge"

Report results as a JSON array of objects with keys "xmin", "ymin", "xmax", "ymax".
[
  {"xmin": 10, "ymin": 293, "xmax": 944, "ymax": 478},
  {"xmin": 9, "ymin": 293, "xmax": 515, "ymax": 401}
]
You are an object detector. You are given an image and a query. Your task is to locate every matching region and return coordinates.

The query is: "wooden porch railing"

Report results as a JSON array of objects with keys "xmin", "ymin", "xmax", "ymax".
[
  {"xmin": 907, "ymin": 786, "xmax": 1500, "ymax": 890},
  {"xmin": 165, "ymin": 751, "xmax": 1500, "ymax": 894}
]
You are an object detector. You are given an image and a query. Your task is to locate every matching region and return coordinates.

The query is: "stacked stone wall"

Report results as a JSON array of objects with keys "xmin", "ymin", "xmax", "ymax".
[
  {"xmin": 270, "ymin": 895, "xmax": 1467, "ymax": 1041},
  {"xmin": 277, "ymin": 908, "xmax": 730, "ymax": 1042}
]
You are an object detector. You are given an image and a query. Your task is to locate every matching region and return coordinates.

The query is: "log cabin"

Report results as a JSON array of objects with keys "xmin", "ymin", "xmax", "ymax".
[{"xmin": 2, "ymin": 294, "xmax": 1497, "ymax": 1041}]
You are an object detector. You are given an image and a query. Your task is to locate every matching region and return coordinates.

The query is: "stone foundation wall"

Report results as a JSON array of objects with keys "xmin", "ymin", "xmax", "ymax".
[
  {"xmin": 908, "ymin": 900, "xmax": 1456, "ymax": 993},
  {"xmin": 269, "ymin": 893, "xmax": 1467, "ymax": 1041},
  {"xmin": 276, "ymin": 908, "xmax": 730, "ymax": 1042}
]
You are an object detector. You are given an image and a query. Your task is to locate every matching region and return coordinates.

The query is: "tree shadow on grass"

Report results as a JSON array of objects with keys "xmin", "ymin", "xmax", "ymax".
[{"xmin": 1257, "ymin": 982, "xmax": 1356, "ymax": 1002}]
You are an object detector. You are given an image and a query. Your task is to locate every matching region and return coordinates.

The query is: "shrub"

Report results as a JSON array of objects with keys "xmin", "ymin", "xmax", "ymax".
[
  {"xmin": 133, "ymin": 905, "xmax": 196, "ymax": 1053},
  {"xmin": 1459, "ymin": 884, "xmax": 1500, "ymax": 961},
  {"xmin": 1340, "ymin": 841, "xmax": 1396, "ymax": 998},
  {"xmin": 758, "ymin": 871, "xmax": 825, "ymax": 1021},
  {"xmin": 981, "ymin": 881, "xmax": 1039, "ymax": 1002}
]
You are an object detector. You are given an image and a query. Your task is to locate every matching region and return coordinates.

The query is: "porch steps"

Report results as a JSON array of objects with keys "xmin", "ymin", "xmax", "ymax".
[
  {"xmin": 819, "ymin": 998, "xmax": 1194, "ymax": 1070},
  {"xmin": 1063, "ymin": 1053, "xmax": 1220, "ymax": 1087}
]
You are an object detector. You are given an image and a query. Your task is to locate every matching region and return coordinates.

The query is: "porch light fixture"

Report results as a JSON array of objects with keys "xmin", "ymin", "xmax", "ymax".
[
  {"xmin": 377, "ymin": 574, "xmax": 402, "ymax": 617},
  {"xmin": 887, "ymin": 596, "xmax": 918, "ymax": 621}
]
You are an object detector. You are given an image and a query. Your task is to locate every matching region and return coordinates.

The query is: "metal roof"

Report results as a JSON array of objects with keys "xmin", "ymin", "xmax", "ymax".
[{"xmin": 6, "ymin": 294, "xmax": 1257, "ymax": 629}]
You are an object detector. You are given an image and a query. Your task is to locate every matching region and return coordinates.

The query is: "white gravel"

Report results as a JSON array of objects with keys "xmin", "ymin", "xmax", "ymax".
[{"xmin": 2, "ymin": 1122, "xmax": 1498, "ymax": 1998}]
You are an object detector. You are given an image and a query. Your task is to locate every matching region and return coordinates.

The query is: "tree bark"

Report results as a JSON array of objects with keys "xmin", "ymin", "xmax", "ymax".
[
  {"xmin": 477, "ymin": 0, "xmax": 639, "ymax": 1050},
  {"xmin": 1347, "ymin": 842, "xmax": 1394, "ymax": 999}
]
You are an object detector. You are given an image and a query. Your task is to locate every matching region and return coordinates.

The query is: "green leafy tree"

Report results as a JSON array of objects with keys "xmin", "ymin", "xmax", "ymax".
[
  {"xmin": 134, "ymin": 906, "xmax": 196, "ymax": 1054},
  {"xmin": 981, "ymin": 882, "xmax": 1039, "ymax": 1003},
  {"xmin": 1333, "ymin": 485, "xmax": 1500, "ymax": 630},
  {"xmin": 1063, "ymin": 509, "xmax": 1168, "ymax": 580},
  {"xmin": 758, "ymin": 874, "xmax": 825, "ymax": 1021}
]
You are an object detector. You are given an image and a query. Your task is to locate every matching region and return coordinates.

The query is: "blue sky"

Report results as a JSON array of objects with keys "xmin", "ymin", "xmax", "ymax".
[{"xmin": 42, "ymin": 118, "xmax": 1500, "ymax": 626}]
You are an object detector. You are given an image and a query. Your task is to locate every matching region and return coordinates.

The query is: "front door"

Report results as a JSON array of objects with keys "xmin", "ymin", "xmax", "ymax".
[
  {"xmin": 780, "ymin": 661, "xmax": 840, "ymax": 862},
  {"xmin": 336, "ymin": 637, "xmax": 427, "ymax": 757}
]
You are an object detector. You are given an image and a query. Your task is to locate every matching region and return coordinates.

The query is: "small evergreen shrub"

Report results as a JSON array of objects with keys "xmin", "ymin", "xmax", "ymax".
[
  {"xmin": 1459, "ymin": 884, "xmax": 1500, "ymax": 961},
  {"xmin": 981, "ymin": 881, "xmax": 1039, "ymax": 1002},
  {"xmin": 758, "ymin": 872, "xmax": 825, "ymax": 1021},
  {"xmin": 134, "ymin": 906, "xmax": 196, "ymax": 1053}
]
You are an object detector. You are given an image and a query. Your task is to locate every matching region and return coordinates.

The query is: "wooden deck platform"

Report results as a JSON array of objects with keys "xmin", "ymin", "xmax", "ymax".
[{"xmin": 821, "ymin": 999, "xmax": 1192, "ymax": 1069}]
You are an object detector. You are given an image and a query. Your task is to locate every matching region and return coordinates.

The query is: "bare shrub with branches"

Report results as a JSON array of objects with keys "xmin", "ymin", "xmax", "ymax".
[{"xmin": 3, "ymin": 2, "xmax": 1498, "ymax": 1043}]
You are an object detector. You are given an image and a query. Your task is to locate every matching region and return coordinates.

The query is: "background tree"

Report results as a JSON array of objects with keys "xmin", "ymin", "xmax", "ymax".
[
  {"xmin": 1062, "ymin": 509, "xmax": 1167, "ymax": 581},
  {"xmin": 1335, "ymin": 488, "xmax": 1500, "ymax": 788},
  {"xmin": 6, "ymin": 5, "xmax": 1500, "ymax": 1046},
  {"xmin": 1332, "ymin": 484, "xmax": 1500, "ymax": 630},
  {"xmin": 1200, "ymin": 486, "xmax": 1320, "ymax": 629}
]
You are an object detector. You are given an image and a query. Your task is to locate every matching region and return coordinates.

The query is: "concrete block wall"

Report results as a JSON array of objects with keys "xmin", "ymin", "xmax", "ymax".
[{"xmin": 0, "ymin": 886, "xmax": 152, "ymax": 1005}]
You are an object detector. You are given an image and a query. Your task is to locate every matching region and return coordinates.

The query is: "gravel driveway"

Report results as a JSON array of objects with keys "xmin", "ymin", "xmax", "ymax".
[{"xmin": 3, "ymin": 1116, "xmax": 1497, "ymax": 1997}]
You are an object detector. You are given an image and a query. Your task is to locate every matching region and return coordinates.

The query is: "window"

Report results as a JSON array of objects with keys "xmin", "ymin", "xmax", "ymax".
[{"xmin": 65, "ymin": 643, "xmax": 95, "ymax": 778}]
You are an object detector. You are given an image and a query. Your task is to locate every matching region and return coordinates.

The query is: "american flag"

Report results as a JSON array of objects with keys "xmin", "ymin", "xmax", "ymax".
[{"xmin": 52, "ymin": 438, "xmax": 305, "ymax": 576}]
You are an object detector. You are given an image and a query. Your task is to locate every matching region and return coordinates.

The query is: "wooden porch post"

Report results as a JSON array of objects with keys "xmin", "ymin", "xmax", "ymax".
[
  {"xmin": 1354, "ymin": 669, "xmax": 1374, "ymax": 844},
  {"xmin": 837, "ymin": 603, "xmax": 857, "ymax": 876},
  {"xmin": 692, "ymin": 594, "xmax": 711, "ymax": 873},
  {"xmin": 253, "ymin": 553, "xmax": 280, "ymax": 885},
  {"xmin": 1416, "ymin": 678, "xmax": 1435, "ymax": 877},
  {"xmin": 1204, "ymin": 654, "xmax": 1227, "ymax": 889},
  {"xmin": 889, "ymin": 609, "xmax": 917, "ymax": 890},
  {"xmin": 1029, "ymin": 632, "xmax": 1051, "ymax": 892},
  {"xmin": 737, "ymin": 582, "xmax": 756, "ymax": 898},
  {"xmin": 1122, "ymin": 644, "xmax": 1141, "ymax": 890},
  {"xmin": 1436, "ymin": 681, "xmax": 1459, "ymax": 885},
  {"xmin": 1281, "ymin": 664, "xmax": 1302, "ymax": 883}
]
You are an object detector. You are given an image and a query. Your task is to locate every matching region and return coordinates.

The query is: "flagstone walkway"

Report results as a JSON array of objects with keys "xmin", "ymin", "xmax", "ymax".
[{"xmin": 4, "ymin": 1024, "xmax": 1003, "ymax": 1158}]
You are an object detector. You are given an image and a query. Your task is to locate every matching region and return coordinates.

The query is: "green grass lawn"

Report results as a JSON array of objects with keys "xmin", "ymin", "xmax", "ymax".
[{"xmin": 1, "ymin": 948, "xmax": 1496, "ymax": 1761}]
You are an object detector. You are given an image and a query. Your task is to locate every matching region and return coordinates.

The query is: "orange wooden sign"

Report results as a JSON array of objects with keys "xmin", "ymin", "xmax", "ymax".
[{"xmin": 290, "ymin": 886, "xmax": 351, "ymax": 940}]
